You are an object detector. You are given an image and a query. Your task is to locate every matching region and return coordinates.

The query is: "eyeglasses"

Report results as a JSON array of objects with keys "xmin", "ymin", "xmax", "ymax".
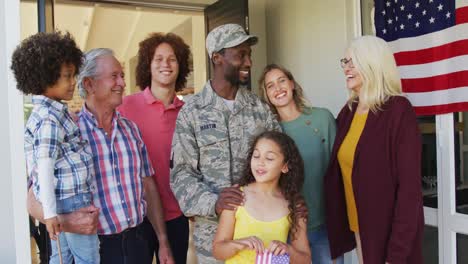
[{"xmin": 340, "ymin": 58, "xmax": 354, "ymax": 69}]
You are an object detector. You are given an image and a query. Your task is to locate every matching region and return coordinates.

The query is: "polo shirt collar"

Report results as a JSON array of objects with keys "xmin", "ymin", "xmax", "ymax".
[{"xmin": 142, "ymin": 86, "xmax": 184, "ymax": 110}]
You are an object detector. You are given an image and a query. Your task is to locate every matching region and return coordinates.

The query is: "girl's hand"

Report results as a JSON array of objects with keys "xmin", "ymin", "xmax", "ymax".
[
  {"xmin": 235, "ymin": 236, "xmax": 265, "ymax": 253},
  {"xmin": 268, "ymin": 240, "xmax": 289, "ymax": 255}
]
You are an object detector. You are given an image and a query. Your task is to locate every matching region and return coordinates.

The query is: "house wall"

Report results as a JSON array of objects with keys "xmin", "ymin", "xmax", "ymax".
[
  {"xmin": 265, "ymin": 0, "xmax": 361, "ymax": 116},
  {"xmin": 248, "ymin": 0, "xmax": 268, "ymax": 94}
]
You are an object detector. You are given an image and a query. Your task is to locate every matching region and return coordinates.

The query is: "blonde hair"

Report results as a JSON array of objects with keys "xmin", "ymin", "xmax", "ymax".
[
  {"xmin": 258, "ymin": 64, "xmax": 310, "ymax": 116},
  {"xmin": 346, "ymin": 35, "xmax": 402, "ymax": 113}
]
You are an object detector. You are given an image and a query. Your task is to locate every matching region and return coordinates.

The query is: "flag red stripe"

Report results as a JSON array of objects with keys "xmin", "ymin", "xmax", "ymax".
[
  {"xmin": 413, "ymin": 101, "xmax": 468, "ymax": 116},
  {"xmin": 456, "ymin": 6, "xmax": 468, "ymax": 25},
  {"xmin": 401, "ymin": 70, "xmax": 468, "ymax": 92},
  {"xmin": 394, "ymin": 39, "xmax": 468, "ymax": 65}
]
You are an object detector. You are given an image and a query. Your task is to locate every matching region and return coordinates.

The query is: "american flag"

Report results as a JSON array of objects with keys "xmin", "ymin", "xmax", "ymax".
[
  {"xmin": 255, "ymin": 252, "xmax": 290, "ymax": 264},
  {"xmin": 375, "ymin": 0, "xmax": 468, "ymax": 115}
]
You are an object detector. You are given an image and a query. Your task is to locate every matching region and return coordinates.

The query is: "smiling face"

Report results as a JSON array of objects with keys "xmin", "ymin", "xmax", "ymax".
[
  {"xmin": 150, "ymin": 42, "xmax": 179, "ymax": 90},
  {"xmin": 264, "ymin": 68, "xmax": 295, "ymax": 109},
  {"xmin": 218, "ymin": 42, "xmax": 252, "ymax": 86},
  {"xmin": 44, "ymin": 63, "xmax": 77, "ymax": 101},
  {"xmin": 343, "ymin": 49, "xmax": 363, "ymax": 94},
  {"xmin": 87, "ymin": 55, "xmax": 126, "ymax": 109},
  {"xmin": 250, "ymin": 138, "xmax": 289, "ymax": 184}
]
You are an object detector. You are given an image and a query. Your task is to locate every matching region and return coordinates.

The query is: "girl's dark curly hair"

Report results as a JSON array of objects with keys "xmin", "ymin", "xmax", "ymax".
[
  {"xmin": 238, "ymin": 131, "xmax": 305, "ymax": 240},
  {"xmin": 136, "ymin": 32, "xmax": 191, "ymax": 92},
  {"xmin": 11, "ymin": 31, "xmax": 83, "ymax": 95}
]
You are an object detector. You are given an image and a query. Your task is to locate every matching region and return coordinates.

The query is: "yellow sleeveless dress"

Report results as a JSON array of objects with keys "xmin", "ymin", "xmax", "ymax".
[{"xmin": 225, "ymin": 205, "xmax": 290, "ymax": 264}]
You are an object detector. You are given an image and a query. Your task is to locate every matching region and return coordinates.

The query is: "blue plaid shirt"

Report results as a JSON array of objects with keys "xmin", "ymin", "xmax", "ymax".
[{"xmin": 25, "ymin": 95, "xmax": 94, "ymax": 202}]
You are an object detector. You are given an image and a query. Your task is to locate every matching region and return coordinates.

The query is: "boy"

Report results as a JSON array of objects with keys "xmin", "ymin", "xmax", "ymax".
[{"xmin": 11, "ymin": 32, "xmax": 98, "ymax": 264}]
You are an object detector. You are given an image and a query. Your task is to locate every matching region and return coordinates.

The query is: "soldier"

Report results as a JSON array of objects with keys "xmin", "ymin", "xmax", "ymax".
[{"xmin": 170, "ymin": 24, "xmax": 281, "ymax": 263}]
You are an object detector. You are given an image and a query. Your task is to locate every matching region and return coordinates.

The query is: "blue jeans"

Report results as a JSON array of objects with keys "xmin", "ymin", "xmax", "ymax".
[
  {"xmin": 98, "ymin": 218, "xmax": 153, "ymax": 264},
  {"xmin": 308, "ymin": 226, "xmax": 344, "ymax": 264},
  {"xmin": 50, "ymin": 192, "xmax": 99, "ymax": 264}
]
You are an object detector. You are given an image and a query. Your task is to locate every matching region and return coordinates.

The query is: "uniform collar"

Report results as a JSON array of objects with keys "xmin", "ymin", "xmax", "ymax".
[{"xmin": 200, "ymin": 81, "xmax": 254, "ymax": 113}]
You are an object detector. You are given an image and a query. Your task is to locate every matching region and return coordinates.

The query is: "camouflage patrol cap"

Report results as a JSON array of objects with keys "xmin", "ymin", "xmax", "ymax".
[{"xmin": 206, "ymin": 23, "xmax": 258, "ymax": 58}]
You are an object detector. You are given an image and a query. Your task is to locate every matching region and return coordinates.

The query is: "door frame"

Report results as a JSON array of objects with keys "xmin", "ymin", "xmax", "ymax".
[
  {"xmin": 1, "ymin": 0, "xmax": 30, "ymax": 262},
  {"xmin": 437, "ymin": 114, "xmax": 468, "ymax": 263}
]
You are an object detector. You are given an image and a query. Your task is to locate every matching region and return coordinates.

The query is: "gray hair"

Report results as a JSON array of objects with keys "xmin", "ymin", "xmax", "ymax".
[{"xmin": 77, "ymin": 48, "xmax": 114, "ymax": 98}]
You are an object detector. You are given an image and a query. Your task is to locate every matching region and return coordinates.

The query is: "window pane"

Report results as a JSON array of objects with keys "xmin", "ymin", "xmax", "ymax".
[
  {"xmin": 455, "ymin": 112, "xmax": 468, "ymax": 215},
  {"xmin": 420, "ymin": 116, "xmax": 438, "ymax": 208},
  {"xmin": 361, "ymin": 0, "xmax": 375, "ymax": 35},
  {"xmin": 423, "ymin": 225, "xmax": 438, "ymax": 264},
  {"xmin": 457, "ymin": 233, "xmax": 468, "ymax": 263}
]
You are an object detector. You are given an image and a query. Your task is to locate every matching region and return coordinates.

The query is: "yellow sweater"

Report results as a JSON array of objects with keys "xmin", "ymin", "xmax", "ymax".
[{"xmin": 337, "ymin": 112, "xmax": 368, "ymax": 232}]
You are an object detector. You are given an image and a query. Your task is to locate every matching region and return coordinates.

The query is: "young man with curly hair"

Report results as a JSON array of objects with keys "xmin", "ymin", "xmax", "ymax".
[
  {"xmin": 11, "ymin": 32, "xmax": 99, "ymax": 264},
  {"xmin": 118, "ymin": 32, "xmax": 191, "ymax": 264}
]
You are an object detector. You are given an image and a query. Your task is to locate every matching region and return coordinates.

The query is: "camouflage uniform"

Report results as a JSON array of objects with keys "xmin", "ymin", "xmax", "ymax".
[{"xmin": 170, "ymin": 81, "xmax": 281, "ymax": 263}]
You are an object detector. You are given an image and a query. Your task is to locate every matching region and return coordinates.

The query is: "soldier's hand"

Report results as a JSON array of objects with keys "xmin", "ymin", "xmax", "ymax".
[{"xmin": 215, "ymin": 184, "xmax": 244, "ymax": 215}]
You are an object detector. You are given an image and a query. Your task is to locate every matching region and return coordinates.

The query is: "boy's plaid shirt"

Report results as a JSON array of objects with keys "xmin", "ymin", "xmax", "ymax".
[{"xmin": 25, "ymin": 95, "xmax": 94, "ymax": 202}]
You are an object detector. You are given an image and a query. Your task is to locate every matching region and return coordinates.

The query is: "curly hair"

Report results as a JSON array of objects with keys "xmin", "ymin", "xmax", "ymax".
[
  {"xmin": 136, "ymin": 32, "xmax": 191, "ymax": 92},
  {"xmin": 238, "ymin": 131, "xmax": 305, "ymax": 240},
  {"xmin": 258, "ymin": 64, "xmax": 311, "ymax": 117},
  {"xmin": 11, "ymin": 31, "xmax": 83, "ymax": 95}
]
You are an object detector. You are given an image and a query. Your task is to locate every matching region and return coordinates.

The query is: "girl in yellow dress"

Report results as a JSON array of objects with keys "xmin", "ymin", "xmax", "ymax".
[{"xmin": 213, "ymin": 131, "xmax": 311, "ymax": 263}]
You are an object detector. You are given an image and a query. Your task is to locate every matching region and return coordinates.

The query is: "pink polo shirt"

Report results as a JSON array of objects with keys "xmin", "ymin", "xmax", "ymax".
[{"xmin": 118, "ymin": 87, "xmax": 184, "ymax": 221}]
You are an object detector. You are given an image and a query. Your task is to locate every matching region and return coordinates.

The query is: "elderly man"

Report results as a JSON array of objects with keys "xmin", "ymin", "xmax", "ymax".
[
  {"xmin": 170, "ymin": 24, "xmax": 281, "ymax": 263},
  {"xmin": 28, "ymin": 48, "xmax": 174, "ymax": 264}
]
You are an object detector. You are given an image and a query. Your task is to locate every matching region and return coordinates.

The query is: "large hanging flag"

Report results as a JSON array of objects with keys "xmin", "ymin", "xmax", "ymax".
[{"xmin": 375, "ymin": 0, "xmax": 468, "ymax": 115}]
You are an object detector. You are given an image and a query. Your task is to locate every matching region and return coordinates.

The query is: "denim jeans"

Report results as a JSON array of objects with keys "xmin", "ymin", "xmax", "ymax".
[
  {"xmin": 98, "ymin": 218, "xmax": 153, "ymax": 264},
  {"xmin": 49, "ymin": 192, "xmax": 99, "ymax": 264},
  {"xmin": 308, "ymin": 225, "xmax": 344, "ymax": 264}
]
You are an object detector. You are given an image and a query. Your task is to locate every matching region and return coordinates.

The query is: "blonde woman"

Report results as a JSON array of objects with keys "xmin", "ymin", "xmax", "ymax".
[
  {"xmin": 259, "ymin": 64, "xmax": 342, "ymax": 264},
  {"xmin": 324, "ymin": 35, "xmax": 423, "ymax": 263}
]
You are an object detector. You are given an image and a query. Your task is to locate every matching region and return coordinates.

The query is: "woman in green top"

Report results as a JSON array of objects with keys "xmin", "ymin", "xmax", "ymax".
[{"xmin": 258, "ymin": 64, "xmax": 342, "ymax": 264}]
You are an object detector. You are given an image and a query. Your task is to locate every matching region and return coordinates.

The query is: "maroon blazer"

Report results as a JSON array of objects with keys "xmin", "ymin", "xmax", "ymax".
[{"xmin": 324, "ymin": 96, "xmax": 424, "ymax": 264}]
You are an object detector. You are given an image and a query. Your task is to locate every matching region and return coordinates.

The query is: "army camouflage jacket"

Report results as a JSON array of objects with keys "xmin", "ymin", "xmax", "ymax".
[{"xmin": 170, "ymin": 81, "xmax": 281, "ymax": 218}]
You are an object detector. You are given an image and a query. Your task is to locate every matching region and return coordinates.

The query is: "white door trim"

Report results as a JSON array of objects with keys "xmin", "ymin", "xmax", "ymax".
[
  {"xmin": 1, "ymin": 0, "xmax": 30, "ymax": 263},
  {"xmin": 437, "ymin": 113, "xmax": 468, "ymax": 263}
]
